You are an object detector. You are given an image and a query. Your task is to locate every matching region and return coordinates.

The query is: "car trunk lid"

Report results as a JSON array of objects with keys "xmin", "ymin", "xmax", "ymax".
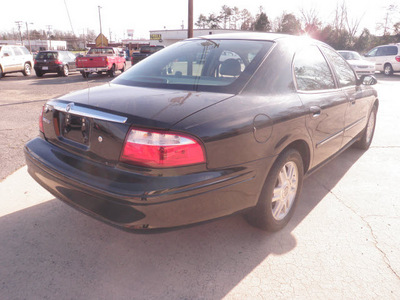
[{"xmin": 41, "ymin": 83, "xmax": 233, "ymax": 166}]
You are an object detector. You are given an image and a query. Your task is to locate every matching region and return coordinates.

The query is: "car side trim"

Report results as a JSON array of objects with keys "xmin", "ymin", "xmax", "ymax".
[{"xmin": 344, "ymin": 117, "xmax": 366, "ymax": 133}]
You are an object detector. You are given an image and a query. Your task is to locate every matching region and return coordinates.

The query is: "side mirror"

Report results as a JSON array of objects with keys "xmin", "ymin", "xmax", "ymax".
[
  {"xmin": 3, "ymin": 53, "xmax": 10, "ymax": 57},
  {"xmin": 357, "ymin": 75, "xmax": 377, "ymax": 86}
]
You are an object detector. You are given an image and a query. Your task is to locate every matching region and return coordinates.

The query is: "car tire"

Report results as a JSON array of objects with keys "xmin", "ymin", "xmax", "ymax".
[
  {"xmin": 108, "ymin": 65, "xmax": 116, "ymax": 77},
  {"xmin": 81, "ymin": 71, "xmax": 89, "ymax": 78},
  {"xmin": 383, "ymin": 64, "xmax": 393, "ymax": 76},
  {"xmin": 60, "ymin": 65, "xmax": 69, "ymax": 77},
  {"xmin": 22, "ymin": 63, "xmax": 31, "ymax": 76},
  {"xmin": 0, "ymin": 67, "xmax": 3, "ymax": 79},
  {"xmin": 354, "ymin": 106, "xmax": 377, "ymax": 150},
  {"xmin": 36, "ymin": 71, "xmax": 44, "ymax": 77},
  {"xmin": 121, "ymin": 63, "xmax": 126, "ymax": 73},
  {"xmin": 245, "ymin": 149, "xmax": 304, "ymax": 232}
]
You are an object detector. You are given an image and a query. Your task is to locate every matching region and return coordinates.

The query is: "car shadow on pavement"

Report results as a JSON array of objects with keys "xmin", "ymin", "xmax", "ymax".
[{"xmin": 0, "ymin": 147, "xmax": 366, "ymax": 299}]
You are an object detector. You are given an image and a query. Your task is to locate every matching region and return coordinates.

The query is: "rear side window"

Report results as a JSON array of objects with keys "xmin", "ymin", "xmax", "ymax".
[
  {"xmin": 294, "ymin": 45, "xmax": 335, "ymax": 91},
  {"xmin": 322, "ymin": 47, "xmax": 356, "ymax": 87},
  {"xmin": 1, "ymin": 47, "xmax": 13, "ymax": 56},
  {"xmin": 377, "ymin": 46, "xmax": 398, "ymax": 56}
]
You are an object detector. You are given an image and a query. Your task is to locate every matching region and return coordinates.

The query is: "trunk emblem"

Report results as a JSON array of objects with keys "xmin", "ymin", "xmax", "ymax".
[
  {"xmin": 66, "ymin": 103, "xmax": 74, "ymax": 112},
  {"xmin": 98, "ymin": 136, "xmax": 103, "ymax": 142}
]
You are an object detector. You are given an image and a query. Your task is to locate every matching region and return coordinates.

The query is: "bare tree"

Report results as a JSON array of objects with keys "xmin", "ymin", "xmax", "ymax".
[
  {"xmin": 376, "ymin": 4, "xmax": 399, "ymax": 35},
  {"xmin": 300, "ymin": 8, "xmax": 321, "ymax": 36}
]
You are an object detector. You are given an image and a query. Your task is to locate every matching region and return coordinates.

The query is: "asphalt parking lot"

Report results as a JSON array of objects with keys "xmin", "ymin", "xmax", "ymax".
[{"xmin": 0, "ymin": 71, "xmax": 399, "ymax": 299}]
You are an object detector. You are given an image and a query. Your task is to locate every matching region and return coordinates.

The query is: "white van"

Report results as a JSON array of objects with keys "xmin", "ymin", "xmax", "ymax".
[
  {"xmin": 0, "ymin": 45, "xmax": 34, "ymax": 78},
  {"xmin": 364, "ymin": 44, "xmax": 400, "ymax": 76}
]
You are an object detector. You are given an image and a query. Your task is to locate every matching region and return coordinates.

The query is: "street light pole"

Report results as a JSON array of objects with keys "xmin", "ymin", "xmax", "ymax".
[{"xmin": 98, "ymin": 6, "xmax": 103, "ymax": 46}]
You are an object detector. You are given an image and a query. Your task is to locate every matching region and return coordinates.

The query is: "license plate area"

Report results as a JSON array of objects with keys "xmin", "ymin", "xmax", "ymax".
[{"xmin": 59, "ymin": 112, "xmax": 90, "ymax": 145}]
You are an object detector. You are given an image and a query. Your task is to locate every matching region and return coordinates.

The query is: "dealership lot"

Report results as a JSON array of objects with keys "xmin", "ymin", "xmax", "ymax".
[{"xmin": 0, "ymin": 72, "xmax": 399, "ymax": 298}]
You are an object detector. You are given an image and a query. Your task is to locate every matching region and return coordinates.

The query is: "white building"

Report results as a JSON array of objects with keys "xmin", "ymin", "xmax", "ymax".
[
  {"xmin": 0, "ymin": 40, "xmax": 67, "ymax": 52},
  {"xmin": 148, "ymin": 29, "xmax": 245, "ymax": 47}
]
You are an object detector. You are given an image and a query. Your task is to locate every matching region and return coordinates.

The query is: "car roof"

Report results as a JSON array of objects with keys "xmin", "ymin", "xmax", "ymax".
[{"xmin": 192, "ymin": 32, "xmax": 304, "ymax": 42}]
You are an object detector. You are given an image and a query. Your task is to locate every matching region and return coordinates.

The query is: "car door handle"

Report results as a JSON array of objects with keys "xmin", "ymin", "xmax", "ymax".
[{"xmin": 310, "ymin": 106, "xmax": 321, "ymax": 118}]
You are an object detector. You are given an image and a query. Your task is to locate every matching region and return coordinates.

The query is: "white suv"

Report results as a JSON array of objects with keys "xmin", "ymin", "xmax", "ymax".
[
  {"xmin": 364, "ymin": 44, "xmax": 400, "ymax": 76},
  {"xmin": 0, "ymin": 45, "xmax": 34, "ymax": 78}
]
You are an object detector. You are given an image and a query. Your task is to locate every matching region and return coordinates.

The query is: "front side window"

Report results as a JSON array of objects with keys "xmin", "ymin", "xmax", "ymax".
[
  {"xmin": 113, "ymin": 39, "xmax": 272, "ymax": 93},
  {"xmin": 366, "ymin": 48, "xmax": 377, "ymax": 57},
  {"xmin": 294, "ymin": 45, "xmax": 335, "ymax": 91},
  {"xmin": 323, "ymin": 47, "xmax": 356, "ymax": 88},
  {"xmin": 20, "ymin": 47, "xmax": 30, "ymax": 55},
  {"xmin": 12, "ymin": 47, "xmax": 23, "ymax": 56}
]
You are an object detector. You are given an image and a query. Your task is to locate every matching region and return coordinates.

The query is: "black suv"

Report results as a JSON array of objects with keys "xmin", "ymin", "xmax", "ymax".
[{"xmin": 34, "ymin": 50, "xmax": 77, "ymax": 77}]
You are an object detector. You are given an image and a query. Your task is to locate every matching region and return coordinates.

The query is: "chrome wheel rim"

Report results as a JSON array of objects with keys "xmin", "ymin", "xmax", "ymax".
[
  {"xmin": 271, "ymin": 161, "xmax": 299, "ymax": 221},
  {"xmin": 366, "ymin": 110, "xmax": 375, "ymax": 144},
  {"xmin": 64, "ymin": 66, "xmax": 68, "ymax": 76},
  {"xmin": 25, "ymin": 64, "xmax": 31, "ymax": 75},
  {"xmin": 384, "ymin": 66, "xmax": 391, "ymax": 75}
]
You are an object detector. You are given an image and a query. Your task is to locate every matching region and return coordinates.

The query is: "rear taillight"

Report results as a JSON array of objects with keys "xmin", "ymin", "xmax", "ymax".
[
  {"xmin": 54, "ymin": 60, "xmax": 63, "ymax": 65},
  {"xmin": 39, "ymin": 105, "xmax": 45, "ymax": 133},
  {"xmin": 396, "ymin": 56, "xmax": 400, "ymax": 62},
  {"xmin": 34, "ymin": 59, "xmax": 37, "ymax": 64},
  {"xmin": 120, "ymin": 128, "xmax": 205, "ymax": 168}
]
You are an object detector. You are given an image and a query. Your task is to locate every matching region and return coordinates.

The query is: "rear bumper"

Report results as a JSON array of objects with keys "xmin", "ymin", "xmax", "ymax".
[
  {"xmin": 77, "ymin": 67, "xmax": 109, "ymax": 72},
  {"xmin": 34, "ymin": 65, "xmax": 63, "ymax": 73},
  {"xmin": 25, "ymin": 137, "xmax": 271, "ymax": 230}
]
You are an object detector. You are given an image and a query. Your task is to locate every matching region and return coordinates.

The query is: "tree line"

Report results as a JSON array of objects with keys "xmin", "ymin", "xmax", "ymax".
[
  {"xmin": 196, "ymin": 3, "xmax": 400, "ymax": 53},
  {"xmin": 1, "ymin": 2, "xmax": 399, "ymax": 52},
  {"xmin": 0, "ymin": 29, "xmax": 98, "ymax": 50}
]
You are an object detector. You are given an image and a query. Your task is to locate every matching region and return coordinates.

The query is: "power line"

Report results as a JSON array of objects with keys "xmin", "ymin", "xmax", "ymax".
[{"xmin": 64, "ymin": 0, "xmax": 75, "ymax": 35}]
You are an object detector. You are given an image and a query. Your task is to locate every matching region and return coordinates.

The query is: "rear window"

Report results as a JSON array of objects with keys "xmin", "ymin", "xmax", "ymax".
[
  {"xmin": 141, "ymin": 46, "xmax": 164, "ymax": 54},
  {"xmin": 113, "ymin": 39, "xmax": 272, "ymax": 93},
  {"xmin": 36, "ymin": 52, "xmax": 58, "ymax": 59},
  {"xmin": 88, "ymin": 48, "xmax": 114, "ymax": 55}
]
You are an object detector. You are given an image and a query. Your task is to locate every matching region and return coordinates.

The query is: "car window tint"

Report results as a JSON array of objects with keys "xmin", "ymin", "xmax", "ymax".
[
  {"xmin": 114, "ymin": 39, "xmax": 271, "ymax": 92},
  {"xmin": 323, "ymin": 47, "xmax": 356, "ymax": 88},
  {"xmin": 12, "ymin": 47, "xmax": 23, "ymax": 56},
  {"xmin": 294, "ymin": 45, "xmax": 335, "ymax": 91},
  {"xmin": 385, "ymin": 46, "xmax": 398, "ymax": 55}
]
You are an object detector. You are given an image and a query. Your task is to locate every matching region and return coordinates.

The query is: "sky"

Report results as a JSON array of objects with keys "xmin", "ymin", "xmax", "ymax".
[{"xmin": 1, "ymin": 0, "xmax": 397, "ymax": 40}]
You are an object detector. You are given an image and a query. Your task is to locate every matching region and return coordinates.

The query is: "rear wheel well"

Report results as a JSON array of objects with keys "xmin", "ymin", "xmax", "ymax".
[{"xmin": 280, "ymin": 140, "xmax": 310, "ymax": 174}]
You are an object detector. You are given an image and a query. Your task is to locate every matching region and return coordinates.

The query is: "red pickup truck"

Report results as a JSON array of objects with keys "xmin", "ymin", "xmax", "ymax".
[{"xmin": 76, "ymin": 47, "xmax": 126, "ymax": 78}]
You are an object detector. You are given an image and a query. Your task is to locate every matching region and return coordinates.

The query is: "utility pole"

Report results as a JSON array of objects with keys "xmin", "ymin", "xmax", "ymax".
[
  {"xmin": 98, "ymin": 6, "xmax": 103, "ymax": 46},
  {"xmin": 15, "ymin": 21, "xmax": 23, "ymax": 44},
  {"xmin": 25, "ymin": 22, "xmax": 33, "ymax": 53},
  {"xmin": 46, "ymin": 25, "xmax": 53, "ymax": 50},
  {"xmin": 188, "ymin": 0, "xmax": 193, "ymax": 38}
]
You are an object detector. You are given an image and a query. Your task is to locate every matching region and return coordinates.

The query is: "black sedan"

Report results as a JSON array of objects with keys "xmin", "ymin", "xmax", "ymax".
[
  {"xmin": 25, "ymin": 33, "xmax": 378, "ymax": 232},
  {"xmin": 34, "ymin": 50, "xmax": 77, "ymax": 77}
]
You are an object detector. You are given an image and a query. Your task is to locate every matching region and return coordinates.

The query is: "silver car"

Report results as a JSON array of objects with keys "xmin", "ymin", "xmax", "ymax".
[{"xmin": 338, "ymin": 50, "xmax": 375, "ymax": 77}]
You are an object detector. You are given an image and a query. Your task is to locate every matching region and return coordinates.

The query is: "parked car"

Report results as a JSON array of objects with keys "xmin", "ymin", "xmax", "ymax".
[
  {"xmin": 364, "ymin": 43, "xmax": 400, "ymax": 75},
  {"xmin": 0, "ymin": 45, "xmax": 34, "ymax": 78},
  {"xmin": 337, "ymin": 50, "xmax": 375, "ymax": 77},
  {"xmin": 34, "ymin": 50, "xmax": 77, "ymax": 77},
  {"xmin": 25, "ymin": 33, "xmax": 378, "ymax": 232},
  {"xmin": 76, "ymin": 47, "xmax": 126, "ymax": 78},
  {"xmin": 131, "ymin": 45, "xmax": 165, "ymax": 65}
]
